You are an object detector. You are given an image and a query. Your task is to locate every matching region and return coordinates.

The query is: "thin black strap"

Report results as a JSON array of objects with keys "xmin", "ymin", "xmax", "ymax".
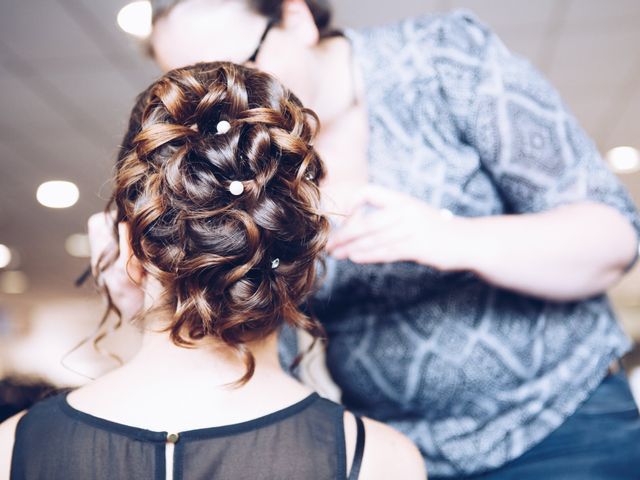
[{"xmin": 348, "ymin": 415, "xmax": 366, "ymax": 480}]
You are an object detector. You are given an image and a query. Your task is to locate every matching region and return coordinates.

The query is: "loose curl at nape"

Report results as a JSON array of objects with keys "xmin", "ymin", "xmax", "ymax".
[{"xmin": 106, "ymin": 61, "xmax": 329, "ymax": 384}]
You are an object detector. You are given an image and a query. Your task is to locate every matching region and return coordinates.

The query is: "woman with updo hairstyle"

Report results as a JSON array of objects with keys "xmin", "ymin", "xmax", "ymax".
[{"xmin": 0, "ymin": 63, "xmax": 425, "ymax": 479}]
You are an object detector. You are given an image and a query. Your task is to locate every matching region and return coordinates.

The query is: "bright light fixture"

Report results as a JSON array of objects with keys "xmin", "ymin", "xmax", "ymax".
[
  {"xmin": 36, "ymin": 180, "xmax": 79, "ymax": 209},
  {"xmin": 117, "ymin": 1, "xmax": 152, "ymax": 37},
  {"xmin": 0, "ymin": 271, "xmax": 28, "ymax": 294},
  {"xmin": 65, "ymin": 233, "xmax": 91, "ymax": 258},
  {"xmin": 0, "ymin": 244, "xmax": 11, "ymax": 269},
  {"xmin": 606, "ymin": 146, "xmax": 640, "ymax": 174}
]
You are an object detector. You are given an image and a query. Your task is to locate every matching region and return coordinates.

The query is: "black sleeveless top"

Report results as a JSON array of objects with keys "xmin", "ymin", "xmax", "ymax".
[{"xmin": 11, "ymin": 392, "xmax": 365, "ymax": 480}]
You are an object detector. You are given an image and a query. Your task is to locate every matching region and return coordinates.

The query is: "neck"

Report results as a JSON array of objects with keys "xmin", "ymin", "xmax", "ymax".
[
  {"xmin": 305, "ymin": 35, "xmax": 359, "ymax": 124},
  {"xmin": 122, "ymin": 277, "xmax": 286, "ymax": 388},
  {"xmin": 125, "ymin": 314, "xmax": 284, "ymax": 388},
  {"xmin": 70, "ymin": 316, "xmax": 311, "ymax": 431}
]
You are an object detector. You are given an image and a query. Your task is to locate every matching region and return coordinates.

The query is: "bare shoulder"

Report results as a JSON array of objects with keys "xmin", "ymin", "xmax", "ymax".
[
  {"xmin": 344, "ymin": 411, "xmax": 427, "ymax": 480},
  {"xmin": 0, "ymin": 410, "xmax": 27, "ymax": 479}
]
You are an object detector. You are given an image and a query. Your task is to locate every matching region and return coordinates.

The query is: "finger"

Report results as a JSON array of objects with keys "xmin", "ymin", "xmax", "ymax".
[
  {"xmin": 338, "ymin": 185, "xmax": 386, "ymax": 216},
  {"xmin": 331, "ymin": 228, "xmax": 407, "ymax": 260},
  {"xmin": 117, "ymin": 222, "xmax": 132, "ymax": 264},
  {"xmin": 327, "ymin": 208, "xmax": 396, "ymax": 251},
  {"xmin": 117, "ymin": 222, "xmax": 144, "ymax": 283},
  {"xmin": 326, "ymin": 207, "xmax": 369, "ymax": 249},
  {"xmin": 349, "ymin": 244, "xmax": 407, "ymax": 263},
  {"xmin": 87, "ymin": 212, "xmax": 117, "ymax": 269},
  {"xmin": 346, "ymin": 184, "xmax": 410, "ymax": 213}
]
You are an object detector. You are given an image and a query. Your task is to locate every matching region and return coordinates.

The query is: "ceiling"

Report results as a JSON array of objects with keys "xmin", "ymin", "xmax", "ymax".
[{"xmin": 0, "ymin": 0, "xmax": 639, "ymax": 305}]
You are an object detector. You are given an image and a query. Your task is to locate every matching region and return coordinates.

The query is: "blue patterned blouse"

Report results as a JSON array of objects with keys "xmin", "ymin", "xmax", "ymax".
[{"xmin": 309, "ymin": 9, "xmax": 640, "ymax": 476}]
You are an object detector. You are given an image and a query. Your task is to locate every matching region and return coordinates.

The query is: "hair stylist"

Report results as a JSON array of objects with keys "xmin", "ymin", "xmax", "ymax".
[{"xmin": 128, "ymin": 1, "xmax": 640, "ymax": 477}]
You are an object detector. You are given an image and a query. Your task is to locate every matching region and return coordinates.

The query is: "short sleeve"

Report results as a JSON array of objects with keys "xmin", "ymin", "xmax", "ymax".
[{"xmin": 431, "ymin": 10, "xmax": 640, "ymax": 270}]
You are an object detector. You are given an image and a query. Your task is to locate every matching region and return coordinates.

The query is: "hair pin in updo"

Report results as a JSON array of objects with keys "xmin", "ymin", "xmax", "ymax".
[
  {"xmin": 216, "ymin": 120, "xmax": 231, "ymax": 135},
  {"xmin": 271, "ymin": 258, "xmax": 280, "ymax": 269},
  {"xmin": 228, "ymin": 180, "xmax": 244, "ymax": 196}
]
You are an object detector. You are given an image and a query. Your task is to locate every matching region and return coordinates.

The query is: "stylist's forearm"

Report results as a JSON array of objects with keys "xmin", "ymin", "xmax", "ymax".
[{"xmin": 449, "ymin": 202, "xmax": 638, "ymax": 301}]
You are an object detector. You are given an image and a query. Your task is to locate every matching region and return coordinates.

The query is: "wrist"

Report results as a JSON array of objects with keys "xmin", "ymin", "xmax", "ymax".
[
  {"xmin": 440, "ymin": 215, "xmax": 499, "ymax": 274},
  {"xmin": 413, "ymin": 213, "xmax": 477, "ymax": 272},
  {"xmin": 443, "ymin": 215, "xmax": 474, "ymax": 271}
]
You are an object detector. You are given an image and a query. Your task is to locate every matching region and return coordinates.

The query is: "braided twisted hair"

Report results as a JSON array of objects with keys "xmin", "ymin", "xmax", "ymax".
[{"xmin": 105, "ymin": 62, "xmax": 328, "ymax": 384}]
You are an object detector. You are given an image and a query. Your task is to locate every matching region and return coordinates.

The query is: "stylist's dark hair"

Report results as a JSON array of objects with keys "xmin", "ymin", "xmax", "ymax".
[
  {"xmin": 99, "ymin": 61, "xmax": 328, "ymax": 385},
  {"xmin": 149, "ymin": 0, "xmax": 336, "ymax": 45},
  {"xmin": 248, "ymin": 0, "xmax": 333, "ymax": 34}
]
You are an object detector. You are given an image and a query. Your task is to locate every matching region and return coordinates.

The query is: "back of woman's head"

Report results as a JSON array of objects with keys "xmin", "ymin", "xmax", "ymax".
[{"xmin": 111, "ymin": 62, "xmax": 328, "ymax": 381}]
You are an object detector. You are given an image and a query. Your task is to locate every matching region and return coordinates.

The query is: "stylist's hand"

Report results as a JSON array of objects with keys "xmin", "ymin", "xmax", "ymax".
[
  {"xmin": 326, "ymin": 185, "xmax": 467, "ymax": 271},
  {"xmin": 87, "ymin": 212, "xmax": 145, "ymax": 320}
]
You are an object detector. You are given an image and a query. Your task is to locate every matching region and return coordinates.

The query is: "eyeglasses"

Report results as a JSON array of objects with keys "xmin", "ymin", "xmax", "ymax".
[{"xmin": 246, "ymin": 19, "xmax": 275, "ymax": 64}]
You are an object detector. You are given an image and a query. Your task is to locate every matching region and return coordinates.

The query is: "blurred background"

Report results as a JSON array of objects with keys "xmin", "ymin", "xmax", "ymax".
[{"xmin": 0, "ymin": 0, "xmax": 639, "ymax": 409}]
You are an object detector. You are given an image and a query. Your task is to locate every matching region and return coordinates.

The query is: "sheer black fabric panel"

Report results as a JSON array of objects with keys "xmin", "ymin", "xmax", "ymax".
[{"xmin": 11, "ymin": 392, "xmax": 350, "ymax": 480}]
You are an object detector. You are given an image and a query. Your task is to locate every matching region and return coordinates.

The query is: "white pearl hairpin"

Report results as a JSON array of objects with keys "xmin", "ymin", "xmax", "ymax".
[
  {"xmin": 229, "ymin": 180, "xmax": 244, "ymax": 196},
  {"xmin": 216, "ymin": 120, "xmax": 231, "ymax": 134},
  {"xmin": 271, "ymin": 258, "xmax": 280, "ymax": 269}
]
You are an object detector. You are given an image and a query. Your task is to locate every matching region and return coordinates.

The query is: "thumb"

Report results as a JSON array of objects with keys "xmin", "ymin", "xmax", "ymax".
[
  {"xmin": 347, "ymin": 184, "xmax": 404, "ymax": 214},
  {"xmin": 117, "ymin": 222, "xmax": 144, "ymax": 284}
]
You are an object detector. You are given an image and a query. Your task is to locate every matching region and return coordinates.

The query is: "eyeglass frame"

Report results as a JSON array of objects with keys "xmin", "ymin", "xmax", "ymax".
[{"xmin": 246, "ymin": 18, "xmax": 276, "ymax": 63}]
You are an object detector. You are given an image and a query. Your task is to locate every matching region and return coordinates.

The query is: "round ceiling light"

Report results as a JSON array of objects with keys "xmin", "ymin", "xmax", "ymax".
[
  {"xmin": 606, "ymin": 146, "xmax": 640, "ymax": 174},
  {"xmin": 65, "ymin": 233, "xmax": 91, "ymax": 258},
  {"xmin": 117, "ymin": 1, "xmax": 152, "ymax": 37},
  {"xmin": 0, "ymin": 244, "xmax": 11, "ymax": 269},
  {"xmin": 0, "ymin": 271, "xmax": 29, "ymax": 294},
  {"xmin": 36, "ymin": 180, "xmax": 79, "ymax": 209}
]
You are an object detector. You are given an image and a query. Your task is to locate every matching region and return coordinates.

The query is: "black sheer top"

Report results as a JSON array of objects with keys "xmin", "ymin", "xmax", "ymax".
[{"xmin": 11, "ymin": 392, "xmax": 365, "ymax": 480}]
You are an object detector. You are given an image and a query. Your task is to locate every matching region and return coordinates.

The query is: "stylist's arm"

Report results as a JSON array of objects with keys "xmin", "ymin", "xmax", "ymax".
[{"xmin": 326, "ymin": 184, "xmax": 638, "ymax": 302}]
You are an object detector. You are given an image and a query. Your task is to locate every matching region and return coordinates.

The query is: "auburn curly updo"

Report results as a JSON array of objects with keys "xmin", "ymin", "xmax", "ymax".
[{"xmin": 105, "ymin": 62, "xmax": 329, "ymax": 383}]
